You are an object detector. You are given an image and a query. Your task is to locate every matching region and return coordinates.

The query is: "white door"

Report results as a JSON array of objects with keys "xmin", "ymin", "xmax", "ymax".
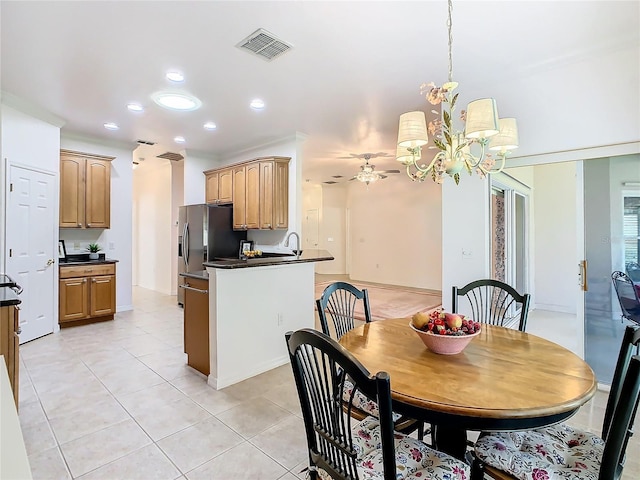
[
  {"xmin": 304, "ymin": 209, "xmax": 319, "ymax": 249},
  {"xmin": 6, "ymin": 165, "xmax": 57, "ymax": 344}
]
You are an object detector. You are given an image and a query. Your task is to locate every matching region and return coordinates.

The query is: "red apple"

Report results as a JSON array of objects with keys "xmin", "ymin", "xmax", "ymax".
[{"xmin": 444, "ymin": 313, "xmax": 463, "ymax": 329}]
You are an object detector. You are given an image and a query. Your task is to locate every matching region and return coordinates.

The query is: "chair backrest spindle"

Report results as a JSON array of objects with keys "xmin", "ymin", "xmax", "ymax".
[{"xmin": 317, "ymin": 282, "xmax": 372, "ymax": 340}]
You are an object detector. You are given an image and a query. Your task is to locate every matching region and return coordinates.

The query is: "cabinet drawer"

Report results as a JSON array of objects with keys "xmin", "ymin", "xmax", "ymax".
[{"xmin": 60, "ymin": 264, "xmax": 115, "ymax": 278}]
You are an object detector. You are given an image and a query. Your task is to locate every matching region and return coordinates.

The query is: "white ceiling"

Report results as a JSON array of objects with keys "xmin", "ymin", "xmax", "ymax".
[{"xmin": 2, "ymin": 1, "xmax": 638, "ymax": 184}]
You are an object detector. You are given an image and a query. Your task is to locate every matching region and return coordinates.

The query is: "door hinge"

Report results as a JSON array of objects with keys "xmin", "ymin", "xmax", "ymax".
[
  {"xmin": 10, "ymin": 183, "xmax": 13, "ymax": 192},
  {"xmin": 9, "ymin": 248, "xmax": 12, "ymax": 257}
]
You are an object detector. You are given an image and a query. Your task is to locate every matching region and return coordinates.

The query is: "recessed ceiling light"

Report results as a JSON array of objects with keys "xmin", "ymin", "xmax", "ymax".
[
  {"xmin": 203, "ymin": 122, "xmax": 217, "ymax": 130},
  {"xmin": 250, "ymin": 99, "xmax": 265, "ymax": 110},
  {"xmin": 166, "ymin": 71, "xmax": 185, "ymax": 82},
  {"xmin": 127, "ymin": 103, "xmax": 144, "ymax": 112},
  {"xmin": 152, "ymin": 91, "xmax": 201, "ymax": 111},
  {"xmin": 103, "ymin": 122, "xmax": 119, "ymax": 130},
  {"xmin": 174, "ymin": 136, "xmax": 186, "ymax": 144}
]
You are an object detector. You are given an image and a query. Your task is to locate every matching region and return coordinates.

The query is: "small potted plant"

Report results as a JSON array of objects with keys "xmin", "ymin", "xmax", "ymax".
[{"xmin": 87, "ymin": 243, "xmax": 101, "ymax": 260}]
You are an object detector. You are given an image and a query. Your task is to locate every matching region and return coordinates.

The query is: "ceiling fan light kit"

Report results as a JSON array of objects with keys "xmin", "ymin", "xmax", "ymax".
[
  {"xmin": 348, "ymin": 153, "xmax": 401, "ymax": 186},
  {"xmin": 396, "ymin": 0, "xmax": 519, "ymax": 185}
]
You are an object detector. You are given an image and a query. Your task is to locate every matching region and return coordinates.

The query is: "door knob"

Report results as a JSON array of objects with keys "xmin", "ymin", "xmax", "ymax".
[{"xmin": 46, "ymin": 259, "xmax": 55, "ymax": 266}]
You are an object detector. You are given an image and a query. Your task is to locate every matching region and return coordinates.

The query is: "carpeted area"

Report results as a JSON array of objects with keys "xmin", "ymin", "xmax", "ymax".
[{"xmin": 315, "ymin": 280, "xmax": 442, "ymax": 322}]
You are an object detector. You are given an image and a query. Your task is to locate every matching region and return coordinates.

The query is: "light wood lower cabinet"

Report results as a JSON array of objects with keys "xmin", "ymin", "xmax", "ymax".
[
  {"xmin": 59, "ymin": 264, "xmax": 116, "ymax": 324},
  {"xmin": 182, "ymin": 277, "xmax": 209, "ymax": 375},
  {"xmin": 0, "ymin": 304, "xmax": 19, "ymax": 407}
]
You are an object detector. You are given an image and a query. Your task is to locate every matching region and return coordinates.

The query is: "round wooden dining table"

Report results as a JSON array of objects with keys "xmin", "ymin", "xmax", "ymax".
[{"xmin": 339, "ymin": 317, "xmax": 597, "ymax": 459}]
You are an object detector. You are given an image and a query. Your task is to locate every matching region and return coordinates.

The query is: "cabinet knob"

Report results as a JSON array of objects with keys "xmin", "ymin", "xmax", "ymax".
[
  {"xmin": 87, "ymin": 223, "xmax": 91, "ymax": 227},
  {"xmin": 266, "ymin": 224, "xmax": 271, "ymax": 228},
  {"xmin": 83, "ymin": 278, "xmax": 87, "ymax": 283},
  {"xmin": 16, "ymin": 327, "xmax": 22, "ymax": 335},
  {"xmin": 77, "ymin": 223, "xmax": 82, "ymax": 227}
]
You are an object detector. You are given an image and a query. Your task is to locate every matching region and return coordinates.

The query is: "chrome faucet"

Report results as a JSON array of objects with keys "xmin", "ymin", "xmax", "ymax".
[{"xmin": 284, "ymin": 231, "xmax": 301, "ymax": 257}]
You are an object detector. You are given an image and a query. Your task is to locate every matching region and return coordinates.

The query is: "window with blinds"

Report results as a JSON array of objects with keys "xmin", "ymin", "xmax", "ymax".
[{"xmin": 623, "ymin": 196, "xmax": 640, "ymax": 264}]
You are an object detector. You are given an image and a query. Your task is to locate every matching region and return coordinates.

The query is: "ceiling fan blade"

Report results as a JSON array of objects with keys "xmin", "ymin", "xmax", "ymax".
[
  {"xmin": 378, "ymin": 174, "xmax": 388, "ymax": 179},
  {"xmin": 348, "ymin": 176, "xmax": 358, "ymax": 181},
  {"xmin": 377, "ymin": 169, "xmax": 401, "ymax": 174},
  {"xmin": 372, "ymin": 152, "xmax": 391, "ymax": 158}
]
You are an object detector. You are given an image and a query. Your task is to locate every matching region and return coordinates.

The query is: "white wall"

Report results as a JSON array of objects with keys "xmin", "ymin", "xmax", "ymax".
[
  {"xmin": 315, "ymin": 186, "xmax": 347, "ymax": 275},
  {"xmin": 533, "ymin": 162, "xmax": 577, "ymax": 314},
  {"xmin": 171, "ymin": 161, "xmax": 184, "ymax": 295},
  {"xmin": 132, "ymin": 157, "xmax": 172, "ymax": 294},
  {"xmin": 441, "ymin": 175, "xmax": 490, "ymax": 311},
  {"xmin": 60, "ymin": 136, "xmax": 134, "ymax": 311},
  {"xmin": 348, "ymin": 175, "xmax": 442, "ymax": 290}
]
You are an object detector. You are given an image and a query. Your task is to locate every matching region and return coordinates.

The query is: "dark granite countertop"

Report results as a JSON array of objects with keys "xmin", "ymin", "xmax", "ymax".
[
  {"xmin": 203, "ymin": 249, "xmax": 334, "ymax": 269},
  {"xmin": 0, "ymin": 287, "xmax": 21, "ymax": 307},
  {"xmin": 59, "ymin": 253, "xmax": 118, "ymax": 267}
]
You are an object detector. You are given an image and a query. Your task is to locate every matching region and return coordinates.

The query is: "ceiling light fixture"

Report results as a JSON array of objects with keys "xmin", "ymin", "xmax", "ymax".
[
  {"xmin": 174, "ymin": 136, "xmax": 186, "ymax": 144},
  {"xmin": 127, "ymin": 103, "xmax": 144, "ymax": 112},
  {"xmin": 103, "ymin": 122, "xmax": 119, "ymax": 130},
  {"xmin": 396, "ymin": 0, "xmax": 518, "ymax": 185},
  {"xmin": 152, "ymin": 91, "xmax": 201, "ymax": 111},
  {"xmin": 203, "ymin": 122, "xmax": 217, "ymax": 130},
  {"xmin": 355, "ymin": 166, "xmax": 381, "ymax": 186},
  {"xmin": 250, "ymin": 99, "xmax": 265, "ymax": 110},
  {"xmin": 166, "ymin": 71, "xmax": 184, "ymax": 82}
]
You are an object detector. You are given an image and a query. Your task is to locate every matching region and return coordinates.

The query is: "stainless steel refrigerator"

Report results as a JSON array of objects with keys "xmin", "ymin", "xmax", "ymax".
[{"xmin": 177, "ymin": 204, "xmax": 246, "ymax": 305}]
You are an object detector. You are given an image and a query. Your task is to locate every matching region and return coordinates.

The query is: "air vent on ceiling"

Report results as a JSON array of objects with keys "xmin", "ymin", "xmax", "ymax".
[
  {"xmin": 236, "ymin": 28, "xmax": 293, "ymax": 61},
  {"xmin": 331, "ymin": 175, "xmax": 344, "ymax": 179},
  {"xmin": 156, "ymin": 152, "xmax": 184, "ymax": 162},
  {"xmin": 323, "ymin": 181, "xmax": 338, "ymax": 185},
  {"xmin": 136, "ymin": 139, "xmax": 156, "ymax": 145}
]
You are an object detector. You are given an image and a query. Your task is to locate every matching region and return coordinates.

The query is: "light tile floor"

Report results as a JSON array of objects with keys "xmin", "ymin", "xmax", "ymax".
[{"xmin": 17, "ymin": 286, "xmax": 640, "ymax": 479}]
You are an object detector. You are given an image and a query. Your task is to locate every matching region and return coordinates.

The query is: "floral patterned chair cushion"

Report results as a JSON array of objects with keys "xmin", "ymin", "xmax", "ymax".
[
  {"xmin": 343, "ymin": 378, "xmax": 402, "ymax": 422},
  {"xmin": 474, "ymin": 423, "xmax": 604, "ymax": 480},
  {"xmin": 353, "ymin": 416, "xmax": 469, "ymax": 479}
]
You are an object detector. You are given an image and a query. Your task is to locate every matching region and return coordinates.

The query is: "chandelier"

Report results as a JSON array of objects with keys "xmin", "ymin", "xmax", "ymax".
[
  {"xmin": 355, "ymin": 165, "xmax": 381, "ymax": 185},
  {"xmin": 396, "ymin": 0, "xmax": 519, "ymax": 185}
]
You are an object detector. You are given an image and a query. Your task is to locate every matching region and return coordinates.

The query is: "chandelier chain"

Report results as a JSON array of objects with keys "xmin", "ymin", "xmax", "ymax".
[{"xmin": 447, "ymin": 0, "xmax": 453, "ymax": 84}]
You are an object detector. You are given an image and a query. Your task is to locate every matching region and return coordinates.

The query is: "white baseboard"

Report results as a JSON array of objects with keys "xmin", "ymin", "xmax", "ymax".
[
  {"xmin": 533, "ymin": 303, "xmax": 576, "ymax": 315},
  {"xmin": 208, "ymin": 355, "xmax": 289, "ymax": 390},
  {"xmin": 116, "ymin": 305, "xmax": 133, "ymax": 313}
]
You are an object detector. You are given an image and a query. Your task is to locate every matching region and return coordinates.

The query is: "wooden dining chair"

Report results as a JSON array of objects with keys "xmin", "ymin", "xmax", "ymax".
[
  {"xmin": 316, "ymin": 281, "xmax": 425, "ymax": 439},
  {"xmin": 612, "ymin": 271, "xmax": 640, "ymax": 325},
  {"xmin": 452, "ymin": 279, "xmax": 531, "ymax": 332},
  {"xmin": 471, "ymin": 324, "xmax": 640, "ymax": 480},
  {"xmin": 285, "ymin": 328, "xmax": 470, "ymax": 480},
  {"xmin": 316, "ymin": 281, "xmax": 372, "ymax": 339}
]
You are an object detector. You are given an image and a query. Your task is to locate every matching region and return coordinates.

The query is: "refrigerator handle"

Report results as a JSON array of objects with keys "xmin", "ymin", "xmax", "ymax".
[{"xmin": 183, "ymin": 222, "xmax": 189, "ymax": 268}]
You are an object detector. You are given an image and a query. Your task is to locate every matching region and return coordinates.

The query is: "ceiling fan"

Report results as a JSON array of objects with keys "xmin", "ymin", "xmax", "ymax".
[{"xmin": 348, "ymin": 153, "xmax": 400, "ymax": 185}]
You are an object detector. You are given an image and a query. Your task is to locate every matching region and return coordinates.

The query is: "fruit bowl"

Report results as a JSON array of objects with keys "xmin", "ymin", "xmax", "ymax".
[{"xmin": 409, "ymin": 322, "xmax": 481, "ymax": 354}]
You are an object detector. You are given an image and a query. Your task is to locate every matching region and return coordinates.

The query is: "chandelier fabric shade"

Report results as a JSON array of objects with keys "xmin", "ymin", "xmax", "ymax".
[
  {"xmin": 464, "ymin": 98, "xmax": 499, "ymax": 139},
  {"xmin": 397, "ymin": 111, "xmax": 429, "ymax": 149},
  {"xmin": 489, "ymin": 118, "xmax": 519, "ymax": 153}
]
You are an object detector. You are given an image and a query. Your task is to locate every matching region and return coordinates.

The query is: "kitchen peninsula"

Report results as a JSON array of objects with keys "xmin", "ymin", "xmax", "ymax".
[{"xmin": 189, "ymin": 249, "xmax": 333, "ymax": 389}]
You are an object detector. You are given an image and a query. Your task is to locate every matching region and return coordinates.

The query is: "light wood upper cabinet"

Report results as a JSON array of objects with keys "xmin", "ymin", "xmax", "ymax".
[
  {"xmin": 60, "ymin": 150, "xmax": 113, "ymax": 229},
  {"xmin": 245, "ymin": 163, "xmax": 260, "ymax": 229},
  {"xmin": 232, "ymin": 166, "xmax": 247, "ymax": 229},
  {"xmin": 205, "ymin": 156, "xmax": 290, "ymax": 230},
  {"xmin": 260, "ymin": 159, "xmax": 289, "ymax": 229},
  {"xmin": 205, "ymin": 168, "xmax": 233, "ymax": 204}
]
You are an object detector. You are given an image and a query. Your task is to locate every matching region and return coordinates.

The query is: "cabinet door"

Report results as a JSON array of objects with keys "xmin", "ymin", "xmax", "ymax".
[
  {"xmin": 90, "ymin": 275, "xmax": 116, "ymax": 317},
  {"xmin": 59, "ymin": 277, "xmax": 89, "ymax": 322},
  {"xmin": 85, "ymin": 159, "xmax": 111, "ymax": 228},
  {"xmin": 205, "ymin": 172, "xmax": 219, "ymax": 204},
  {"xmin": 274, "ymin": 160, "xmax": 289, "ymax": 229},
  {"xmin": 259, "ymin": 161, "xmax": 274, "ymax": 229},
  {"xmin": 11, "ymin": 306, "xmax": 19, "ymax": 406},
  {"xmin": 218, "ymin": 169, "xmax": 233, "ymax": 204},
  {"xmin": 232, "ymin": 166, "xmax": 246, "ymax": 230},
  {"xmin": 245, "ymin": 162, "xmax": 260, "ymax": 229},
  {"xmin": 183, "ymin": 277, "xmax": 210, "ymax": 375},
  {"xmin": 60, "ymin": 154, "xmax": 85, "ymax": 228}
]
